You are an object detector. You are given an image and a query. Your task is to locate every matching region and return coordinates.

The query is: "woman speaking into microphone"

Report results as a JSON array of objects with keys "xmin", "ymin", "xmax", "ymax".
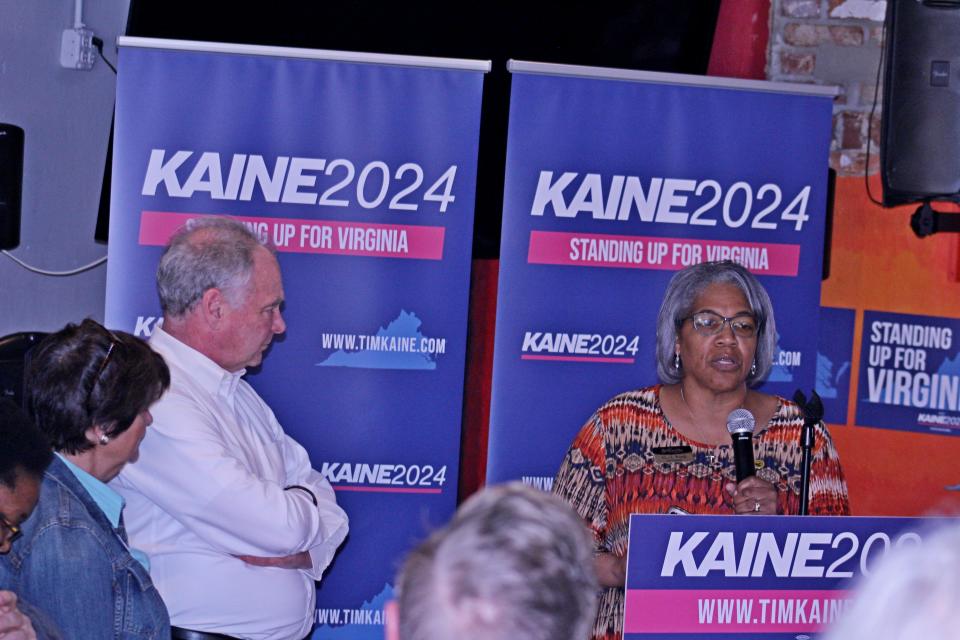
[{"xmin": 552, "ymin": 260, "xmax": 849, "ymax": 640}]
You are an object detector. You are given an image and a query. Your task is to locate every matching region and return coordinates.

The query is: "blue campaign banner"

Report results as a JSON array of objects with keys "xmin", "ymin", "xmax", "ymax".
[
  {"xmin": 487, "ymin": 63, "xmax": 834, "ymax": 487},
  {"xmin": 106, "ymin": 39, "xmax": 486, "ymax": 638},
  {"xmin": 624, "ymin": 514, "xmax": 940, "ymax": 639},
  {"xmin": 815, "ymin": 307, "xmax": 855, "ymax": 425},
  {"xmin": 855, "ymin": 310, "xmax": 960, "ymax": 435}
]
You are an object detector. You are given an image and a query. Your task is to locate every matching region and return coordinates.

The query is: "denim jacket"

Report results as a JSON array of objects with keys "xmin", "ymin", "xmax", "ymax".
[{"xmin": 0, "ymin": 457, "xmax": 170, "ymax": 639}]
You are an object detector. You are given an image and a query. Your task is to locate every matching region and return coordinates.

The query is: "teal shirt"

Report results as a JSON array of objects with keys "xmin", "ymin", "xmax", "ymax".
[{"xmin": 56, "ymin": 454, "xmax": 151, "ymax": 571}]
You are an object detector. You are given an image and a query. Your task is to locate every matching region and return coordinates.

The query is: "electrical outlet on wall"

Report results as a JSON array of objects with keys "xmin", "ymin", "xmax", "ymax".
[{"xmin": 60, "ymin": 28, "xmax": 95, "ymax": 70}]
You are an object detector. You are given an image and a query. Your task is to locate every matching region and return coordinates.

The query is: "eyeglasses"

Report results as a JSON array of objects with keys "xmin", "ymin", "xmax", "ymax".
[
  {"xmin": 86, "ymin": 336, "xmax": 118, "ymax": 410},
  {"xmin": 0, "ymin": 516, "xmax": 21, "ymax": 546},
  {"xmin": 685, "ymin": 311, "xmax": 759, "ymax": 338}
]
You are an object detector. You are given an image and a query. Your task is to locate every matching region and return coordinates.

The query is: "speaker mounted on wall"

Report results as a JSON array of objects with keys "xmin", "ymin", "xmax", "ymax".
[
  {"xmin": 0, "ymin": 124, "xmax": 24, "ymax": 250},
  {"xmin": 881, "ymin": 0, "xmax": 960, "ymax": 209}
]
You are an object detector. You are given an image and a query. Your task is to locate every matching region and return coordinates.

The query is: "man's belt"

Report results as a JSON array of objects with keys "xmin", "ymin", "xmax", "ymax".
[{"xmin": 170, "ymin": 626, "xmax": 241, "ymax": 640}]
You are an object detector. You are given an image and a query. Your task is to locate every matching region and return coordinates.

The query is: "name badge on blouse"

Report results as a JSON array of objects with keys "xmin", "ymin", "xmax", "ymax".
[{"xmin": 651, "ymin": 445, "xmax": 695, "ymax": 464}]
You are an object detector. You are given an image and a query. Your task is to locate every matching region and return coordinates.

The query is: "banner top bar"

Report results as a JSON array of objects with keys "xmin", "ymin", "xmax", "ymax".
[
  {"xmin": 507, "ymin": 59, "xmax": 839, "ymax": 97},
  {"xmin": 118, "ymin": 37, "xmax": 492, "ymax": 72}
]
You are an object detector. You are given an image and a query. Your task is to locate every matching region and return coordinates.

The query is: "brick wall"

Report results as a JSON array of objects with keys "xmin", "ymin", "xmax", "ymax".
[{"xmin": 769, "ymin": 0, "xmax": 887, "ymax": 176}]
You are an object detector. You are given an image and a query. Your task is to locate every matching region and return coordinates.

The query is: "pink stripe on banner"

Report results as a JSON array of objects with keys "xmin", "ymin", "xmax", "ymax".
[
  {"xmin": 624, "ymin": 589, "xmax": 851, "ymax": 634},
  {"xmin": 528, "ymin": 230, "xmax": 800, "ymax": 276},
  {"xmin": 332, "ymin": 486, "xmax": 442, "ymax": 494},
  {"xmin": 521, "ymin": 354, "xmax": 635, "ymax": 364},
  {"xmin": 138, "ymin": 211, "xmax": 445, "ymax": 260}
]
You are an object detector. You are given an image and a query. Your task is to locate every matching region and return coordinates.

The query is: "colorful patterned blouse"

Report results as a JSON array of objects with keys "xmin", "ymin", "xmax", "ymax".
[{"xmin": 552, "ymin": 385, "xmax": 850, "ymax": 640}]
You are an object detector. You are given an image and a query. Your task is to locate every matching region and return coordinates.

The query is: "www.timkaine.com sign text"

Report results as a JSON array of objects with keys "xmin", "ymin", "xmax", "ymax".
[{"xmin": 624, "ymin": 514, "xmax": 934, "ymax": 639}]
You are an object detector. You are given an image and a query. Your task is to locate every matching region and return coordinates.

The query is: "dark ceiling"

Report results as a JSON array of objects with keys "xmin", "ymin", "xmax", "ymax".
[{"xmin": 125, "ymin": 0, "xmax": 721, "ymax": 257}]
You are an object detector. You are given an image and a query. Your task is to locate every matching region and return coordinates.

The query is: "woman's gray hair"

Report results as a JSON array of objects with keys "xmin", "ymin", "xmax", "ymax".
[
  {"xmin": 822, "ymin": 521, "xmax": 960, "ymax": 640},
  {"xmin": 655, "ymin": 260, "xmax": 777, "ymax": 386},
  {"xmin": 156, "ymin": 217, "xmax": 268, "ymax": 317},
  {"xmin": 395, "ymin": 482, "xmax": 598, "ymax": 640}
]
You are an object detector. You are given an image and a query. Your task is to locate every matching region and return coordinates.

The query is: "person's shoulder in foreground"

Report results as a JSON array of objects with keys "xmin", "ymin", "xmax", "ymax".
[
  {"xmin": 822, "ymin": 518, "xmax": 960, "ymax": 640},
  {"xmin": 387, "ymin": 482, "xmax": 598, "ymax": 640}
]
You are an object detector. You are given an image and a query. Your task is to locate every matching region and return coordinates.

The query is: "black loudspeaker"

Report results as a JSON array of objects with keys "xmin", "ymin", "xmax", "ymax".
[
  {"xmin": 882, "ymin": 0, "xmax": 960, "ymax": 206},
  {"xmin": 0, "ymin": 332, "xmax": 46, "ymax": 408},
  {"xmin": 0, "ymin": 124, "xmax": 24, "ymax": 250}
]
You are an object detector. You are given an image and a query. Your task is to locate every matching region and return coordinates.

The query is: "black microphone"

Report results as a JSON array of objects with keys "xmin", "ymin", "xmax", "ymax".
[{"xmin": 727, "ymin": 408, "xmax": 756, "ymax": 482}]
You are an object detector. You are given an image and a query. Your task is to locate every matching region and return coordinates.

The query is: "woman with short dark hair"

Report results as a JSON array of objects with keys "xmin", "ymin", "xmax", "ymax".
[
  {"xmin": 0, "ymin": 319, "xmax": 171, "ymax": 639},
  {"xmin": 552, "ymin": 261, "xmax": 850, "ymax": 640}
]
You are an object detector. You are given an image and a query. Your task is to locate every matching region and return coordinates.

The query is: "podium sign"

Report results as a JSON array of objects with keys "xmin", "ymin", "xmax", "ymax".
[{"xmin": 624, "ymin": 514, "xmax": 936, "ymax": 639}]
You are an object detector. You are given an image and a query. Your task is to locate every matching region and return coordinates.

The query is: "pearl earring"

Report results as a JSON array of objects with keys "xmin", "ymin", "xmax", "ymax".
[
  {"xmin": 674, "ymin": 353, "xmax": 681, "ymax": 370},
  {"xmin": 750, "ymin": 361, "xmax": 757, "ymax": 376},
  {"xmin": 99, "ymin": 434, "xmax": 110, "ymax": 445}
]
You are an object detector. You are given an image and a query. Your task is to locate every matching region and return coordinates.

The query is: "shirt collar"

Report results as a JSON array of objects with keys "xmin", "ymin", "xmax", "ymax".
[
  {"xmin": 56, "ymin": 453, "xmax": 125, "ymax": 529},
  {"xmin": 151, "ymin": 325, "xmax": 246, "ymax": 399}
]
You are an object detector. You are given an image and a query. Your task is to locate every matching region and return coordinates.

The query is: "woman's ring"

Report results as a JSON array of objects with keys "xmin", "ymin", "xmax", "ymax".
[{"xmin": 753, "ymin": 500, "xmax": 761, "ymax": 512}]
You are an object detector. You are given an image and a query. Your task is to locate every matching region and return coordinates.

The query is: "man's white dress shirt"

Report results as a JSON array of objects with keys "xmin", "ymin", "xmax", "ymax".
[{"xmin": 113, "ymin": 327, "xmax": 348, "ymax": 640}]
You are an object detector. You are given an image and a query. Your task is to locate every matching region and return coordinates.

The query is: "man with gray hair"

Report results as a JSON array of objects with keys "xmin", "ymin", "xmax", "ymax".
[
  {"xmin": 114, "ymin": 217, "xmax": 348, "ymax": 640},
  {"xmin": 385, "ymin": 482, "xmax": 597, "ymax": 640}
]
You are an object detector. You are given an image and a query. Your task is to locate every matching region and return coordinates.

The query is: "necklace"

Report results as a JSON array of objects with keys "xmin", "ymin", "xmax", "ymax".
[
  {"xmin": 679, "ymin": 384, "xmax": 696, "ymax": 424},
  {"xmin": 678, "ymin": 384, "xmax": 747, "ymax": 446},
  {"xmin": 678, "ymin": 384, "xmax": 713, "ymax": 444}
]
